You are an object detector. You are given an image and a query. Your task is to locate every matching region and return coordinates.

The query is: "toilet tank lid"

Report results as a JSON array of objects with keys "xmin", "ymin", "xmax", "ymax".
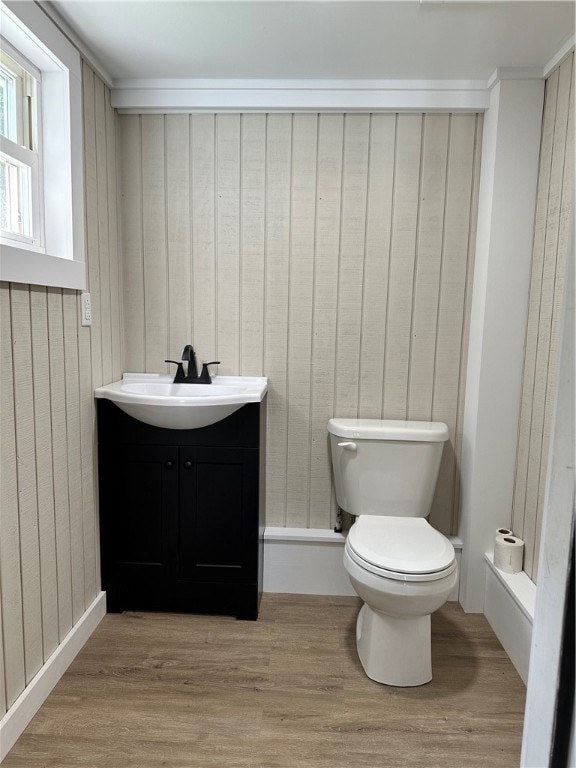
[{"xmin": 328, "ymin": 418, "xmax": 449, "ymax": 442}]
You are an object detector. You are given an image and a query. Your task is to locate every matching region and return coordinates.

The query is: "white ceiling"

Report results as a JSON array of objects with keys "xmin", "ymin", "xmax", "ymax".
[{"xmin": 49, "ymin": 1, "xmax": 574, "ymax": 83}]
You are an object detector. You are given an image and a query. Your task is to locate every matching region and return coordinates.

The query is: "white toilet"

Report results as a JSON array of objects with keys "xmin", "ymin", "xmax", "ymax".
[{"xmin": 328, "ymin": 418, "xmax": 457, "ymax": 687}]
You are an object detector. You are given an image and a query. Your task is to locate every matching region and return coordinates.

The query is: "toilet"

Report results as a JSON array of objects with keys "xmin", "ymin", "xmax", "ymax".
[{"xmin": 328, "ymin": 418, "xmax": 457, "ymax": 687}]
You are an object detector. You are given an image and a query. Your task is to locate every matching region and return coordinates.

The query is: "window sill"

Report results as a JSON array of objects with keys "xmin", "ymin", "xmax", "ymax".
[{"xmin": 0, "ymin": 244, "xmax": 85, "ymax": 289}]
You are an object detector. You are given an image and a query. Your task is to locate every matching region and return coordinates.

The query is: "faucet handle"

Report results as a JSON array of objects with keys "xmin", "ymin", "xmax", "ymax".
[
  {"xmin": 199, "ymin": 361, "xmax": 220, "ymax": 383},
  {"xmin": 165, "ymin": 360, "xmax": 185, "ymax": 382}
]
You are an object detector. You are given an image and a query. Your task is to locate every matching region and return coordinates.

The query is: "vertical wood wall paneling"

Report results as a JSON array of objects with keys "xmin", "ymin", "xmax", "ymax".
[
  {"xmin": 83, "ymin": 65, "xmax": 103, "ymax": 390},
  {"xmin": 119, "ymin": 114, "xmax": 145, "ymax": 372},
  {"xmin": 286, "ymin": 113, "xmax": 318, "ymax": 527},
  {"xmin": 0, "ymin": 284, "xmax": 26, "ymax": 711},
  {"xmin": 533, "ymin": 63, "xmax": 575, "ymax": 580},
  {"xmin": 407, "ymin": 114, "xmax": 449, "ymax": 421},
  {"xmin": 142, "ymin": 116, "xmax": 168, "ymax": 372},
  {"xmin": 119, "ymin": 111, "xmax": 481, "ymax": 533},
  {"xmin": 240, "ymin": 114, "xmax": 266, "ymax": 375},
  {"xmin": 29, "ymin": 286, "xmax": 59, "ymax": 661},
  {"xmin": 264, "ymin": 115, "xmax": 292, "ymax": 525},
  {"xmin": 47, "ymin": 288, "xmax": 73, "ymax": 640},
  {"xmin": 308, "ymin": 115, "xmax": 344, "ymax": 528},
  {"xmin": 191, "ymin": 115, "xmax": 217, "ymax": 362},
  {"xmin": 512, "ymin": 69, "xmax": 559, "ymax": 541},
  {"xmin": 105, "ymin": 86, "xmax": 122, "ymax": 381},
  {"xmin": 0, "ymin": 65, "xmax": 121, "ymax": 720},
  {"xmin": 166, "ymin": 115, "xmax": 192, "ymax": 362},
  {"xmin": 216, "ymin": 114, "xmax": 241, "ymax": 374},
  {"xmin": 10, "ymin": 285, "xmax": 44, "ymax": 682},
  {"xmin": 95, "ymin": 76, "xmax": 112, "ymax": 386},
  {"xmin": 452, "ymin": 115, "xmax": 483, "ymax": 527},
  {"xmin": 430, "ymin": 114, "xmax": 478, "ymax": 533},
  {"xmin": 382, "ymin": 114, "xmax": 422, "ymax": 418},
  {"xmin": 334, "ymin": 115, "xmax": 370, "ymax": 418},
  {"xmin": 62, "ymin": 290, "xmax": 85, "ymax": 623},
  {"xmin": 513, "ymin": 54, "xmax": 575, "ymax": 581},
  {"xmin": 358, "ymin": 114, "xmax": 395, "ymax": 418}
]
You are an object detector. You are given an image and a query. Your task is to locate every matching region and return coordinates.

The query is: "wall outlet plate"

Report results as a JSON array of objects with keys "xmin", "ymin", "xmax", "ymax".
[{"xmin": 81, "ymin": 292, "xmax": 92, "ymax": 326}]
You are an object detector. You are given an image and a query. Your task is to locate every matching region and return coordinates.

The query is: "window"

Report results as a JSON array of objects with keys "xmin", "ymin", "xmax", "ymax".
[
  {"xmin": 0, "ymin": 42, "xmax": 42, "ymax": 246},
  {"xmin": 0, "ymin": 1, "xmax": 85, "ymax": 289}
]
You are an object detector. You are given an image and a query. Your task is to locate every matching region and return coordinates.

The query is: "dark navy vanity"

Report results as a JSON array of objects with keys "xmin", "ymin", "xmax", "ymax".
[{"xmin": 96, "ymin": 397, "xmax": 266, "ymax": 620}]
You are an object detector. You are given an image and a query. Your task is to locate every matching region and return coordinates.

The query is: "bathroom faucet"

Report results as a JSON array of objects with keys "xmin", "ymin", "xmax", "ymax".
[
  {"xmin": 181, "ymin": 344, "xmax": 198, "ymax": 380},
  {"xmin": 165, "ymin": 345, "xmax": 220, "ymax": 384}
]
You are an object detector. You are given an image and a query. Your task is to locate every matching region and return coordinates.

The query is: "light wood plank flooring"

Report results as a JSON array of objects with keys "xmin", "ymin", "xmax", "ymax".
[{"xmin": 4, "ymin": 595, "xmax": 526, "ymax": 767}]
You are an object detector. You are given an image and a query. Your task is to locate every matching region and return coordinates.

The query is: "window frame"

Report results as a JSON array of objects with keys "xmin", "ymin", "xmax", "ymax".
[
  {"xmin": 0, "ymin": 0, "xmax": 86, "ymax": 289},
  {"xmin": 0, "ymin": 38, "xmax": 43, "ymax": 248}
]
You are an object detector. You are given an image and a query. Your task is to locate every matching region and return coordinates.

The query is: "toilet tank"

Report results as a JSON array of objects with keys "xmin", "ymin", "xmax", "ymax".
[{"xmin": 328, "ymin": 419, "xmax": 449, "ymax": 518}]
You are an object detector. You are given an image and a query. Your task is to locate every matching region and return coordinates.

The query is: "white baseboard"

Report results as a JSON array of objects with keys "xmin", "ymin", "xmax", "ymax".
[
  {"xmin": 263, "ymin": 527, "xmax": 462, "ymax": 600},
  {"xmin": 0, "ymin": 591, "xmax": 106, "ymax": 761},
  {"xmin": 484, "ymin": 553, "xmax": 536, "ymax": 684}
]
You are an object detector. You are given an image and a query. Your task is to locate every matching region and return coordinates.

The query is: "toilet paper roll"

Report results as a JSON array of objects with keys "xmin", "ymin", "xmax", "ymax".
[
  {"xmin": 496, "ymin": 527, "xmax": 513, "ymax": 538},
  {"xmin": 494, "ymin": 534, "xmax": 524, "ymax": 574}
]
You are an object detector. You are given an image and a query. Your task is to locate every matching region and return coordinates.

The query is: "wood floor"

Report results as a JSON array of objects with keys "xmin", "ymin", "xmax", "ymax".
[{"xmin": 4, "ymin": 595, "xmax": 526, "ymax": 768}]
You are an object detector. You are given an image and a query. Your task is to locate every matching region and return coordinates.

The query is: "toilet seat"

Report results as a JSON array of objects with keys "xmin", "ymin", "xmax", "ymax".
[{"xmin": 346, "ymin": 515, "xmax": 456, "ymax": 583}]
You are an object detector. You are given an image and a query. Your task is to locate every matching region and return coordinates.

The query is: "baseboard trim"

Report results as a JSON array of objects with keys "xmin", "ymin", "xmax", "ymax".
[
  {"xmin": 0, "ymin": 591, "xmax": 106, "ymax": 761},
  {"xmin": 484, "ymin": 553, "xmax": 536, "ymax": 684},
  {"xmin": 263, "ymin": 527, "xmax": 462, "ymax": 599}
]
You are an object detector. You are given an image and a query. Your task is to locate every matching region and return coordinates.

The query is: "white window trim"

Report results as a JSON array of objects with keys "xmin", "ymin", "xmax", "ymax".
[{"xmin": 0, "ymin": 0, "xmax": 85, "ymax": 289}]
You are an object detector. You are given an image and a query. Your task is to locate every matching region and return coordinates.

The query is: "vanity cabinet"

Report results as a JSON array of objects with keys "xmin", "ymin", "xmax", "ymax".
[{"xmin": 96, "ymin": 398, "xmax": 266, "ymax": 620}]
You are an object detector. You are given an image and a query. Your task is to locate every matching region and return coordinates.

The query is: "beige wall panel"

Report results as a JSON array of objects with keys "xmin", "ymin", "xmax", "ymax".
[
  {"xmin": 29, "ymin": 286, "xmax": 59, "ymax": 660},
  {"xmin": 1, "ymin": 65, "xmax": 120, "ymax": 719},
  {"xmin": 335, "ymin": 115, "xmax": 370, "ymax": 418},
  {"xmin": 83, "ymin": 65, "xmax": 103, "ymax": 390},
  {"xmin": 10, "ymin": 285, "xmax": 44, "ymax": 683},
  {"xmin": 119, "ymin": 111, "xmax": 480, "ymax": 532},
  {"xmin": 47, "ymin": 288, "xmax": 73, "ymax": 640},
  {"xmin": 216, "ymin": 114, "xmax": 241, "ymax": 374},
  {"xmin": 77, "ymin": 295, "xmax": 98, "ymax": 606},
  {"xmin": 119, "ymin": 115, "xmax": 145, "ymax": 372},
  {"xmin": 240, "ymin": 114, "xmax": 266, "ymax": 375},
  {"xmin": 95, "ymin": 77, "xmax": 112, "ymax": 386},
  {"xmin": 358, "ymin": 114, "xmax": 395, "ymax": 418},
  {"xmin": 408, "ymin": 114, "xmax": 449, "ymax": 421},
  {"xmin": 0, "ymin": 284, "xmax": 26, "ymax": 708},
  {"xmin": 522, "ymin": 56, "xmax": 574, "ymax": 579},
  {"xmin": 453, "ymin": 115, "xmax": 483, "ymax": 523},
  {"xmin": 141, "ymin": 116, "xmax": 168, "ymax": 372},
  {"xmin": 383, "ymin": 114, "xmax": 422, "ymax": 418},
  {"xmin": 286, "ymin": 114, "xmax": 318, "ymax": 527},
  {"xmin": 106, "ymin": 89, "xmax": 122, "ymax": 381},
  {"xmin": 264, "ymin": 114, "xmax": 292, "ymax": 525},
  {"xmin": 431, "ymin": 115, "xmax": 477, "ymax": 534},
  {"xmin": 166, "ymin": 115, "xmax": 192, "ymax": 362},
  {"xmin": 533, "ymin": 66, "xmax": 574, "ymax": 582},
  {"xmin": 308, "ymin": 115, "xmax": 344, "ymax": 528},
  {"xmin": 512, "ymin": 69, "xmax": 559, "ymax": 539},
  {"xmin": 0, "ymin": 597, "xmax": 5, "ymax": 716},
  {"xmin": 191, "ymin": 115, "xmax": 217, "ymax": 359},
  {"xmin": 62, "ymin": 290, "xmax": 86, "ymax": 623}
]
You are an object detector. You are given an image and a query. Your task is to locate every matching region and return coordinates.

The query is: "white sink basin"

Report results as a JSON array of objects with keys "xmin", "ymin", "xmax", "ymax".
[{"xmin": 95, "ymin": 373, "xmax": 268, "ymax": 429}]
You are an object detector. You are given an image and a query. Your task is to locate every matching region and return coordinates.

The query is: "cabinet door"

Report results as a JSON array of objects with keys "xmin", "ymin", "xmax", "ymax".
[
  {"xmin": 178, "ymin": 447, "xmax": 258, "ymax": 583},
  {"xmin": 100, "ymin": 444, "xmax": 178, "ymax": 589}
]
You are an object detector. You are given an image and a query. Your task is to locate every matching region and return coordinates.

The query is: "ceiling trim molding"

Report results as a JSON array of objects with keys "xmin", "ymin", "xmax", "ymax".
[
  {"xmin": 111, "ymin": 80, "xmax": 491, "ymax": 113},
  {"xmin": 40, "ymin": 0, "xmax": 113, "ymax": 87},
  {"xmin": 542, "ymin": 35, "xmax": 575, "ymax": 79}
]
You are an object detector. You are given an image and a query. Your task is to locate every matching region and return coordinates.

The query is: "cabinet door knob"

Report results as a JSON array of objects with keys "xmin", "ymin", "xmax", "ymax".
[
  {"xmin": 183, "ymin": 460, "xmax": 193, "ymax": 469},
  {"xmin": 165, "ymin": 461, "xmax": 174, "ymax": 469}
]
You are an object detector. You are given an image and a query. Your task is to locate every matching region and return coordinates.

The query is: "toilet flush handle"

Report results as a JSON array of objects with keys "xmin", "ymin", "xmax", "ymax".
[{"xmin": 338, "ymin": 441, "xmax": 357, "ymax": 451}]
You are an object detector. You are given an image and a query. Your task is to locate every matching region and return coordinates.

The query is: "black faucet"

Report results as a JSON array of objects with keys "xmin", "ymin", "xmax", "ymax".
[{"xmin": 165, "ymin": 345, "xmax": 220, "ymax": 384}]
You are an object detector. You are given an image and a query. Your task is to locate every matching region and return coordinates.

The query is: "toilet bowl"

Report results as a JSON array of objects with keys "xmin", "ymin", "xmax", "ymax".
[
  {"xmin": 328, "ymin": 417, "xmax": 456, "ymax": 687},
  {"xmin": 343, "ymin": 515, "xmax": 457, "ymax": 686}
]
